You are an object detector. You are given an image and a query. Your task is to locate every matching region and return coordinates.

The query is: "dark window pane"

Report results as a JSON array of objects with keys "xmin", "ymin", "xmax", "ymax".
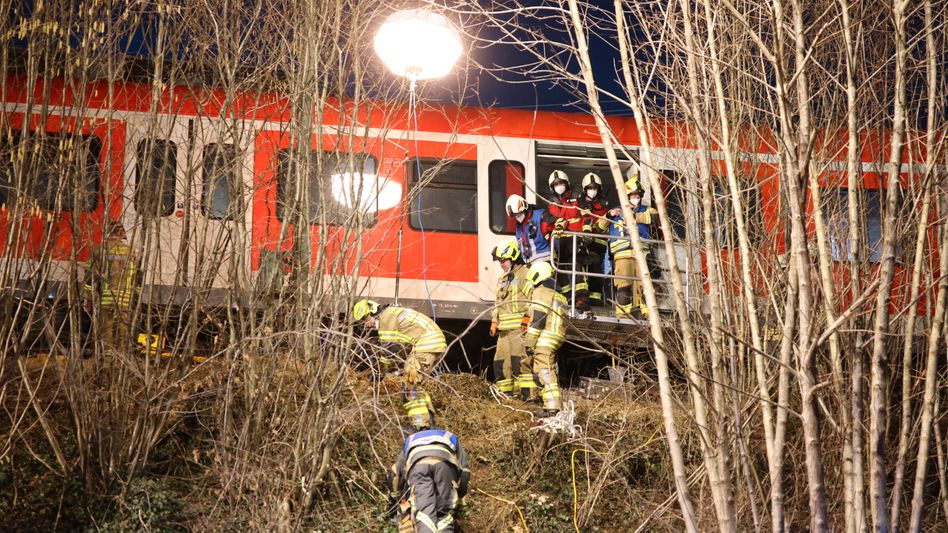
[
  {"xmin": 830, "ymin": 189, "xmax": 884, "ymax": 263},
  {"xmin": 202, "ymin": 143, "xmax": 241, "ymax": 220},
  {"xmin": 410, "ymin": 158, "xmax": 477, "ymax": 234},
  {"xmin": 662, "ymin": 171, "xmax": 687, "ymax": 240},
  {"xmin": 489, "ymin": 160, "xmax": 524, "ymax": 234},
  {"xmin": 713, "ymin": 176, "xmax": 761, "ymax": 248},
  {"xmin": 135, "ymin": 139, "xmax": 177, "ymax": 218},
  {"xmin": 276, "ymin": 148, "xmax": 378, "ymax": 225},
  {"xmin": 0, "ymin": 129, "xmax": 100, "ymax": 212}
]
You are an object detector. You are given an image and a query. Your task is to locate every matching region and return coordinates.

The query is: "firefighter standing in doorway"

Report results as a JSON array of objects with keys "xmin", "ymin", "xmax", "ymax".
[
  {"xmin": 83, "ymin": 221, "xmax": 138, "ymax": 351},
  {"xmin": 353, "ymin": 300, "xmax": 446, "ymax": 429},
  {"xmin": 506, "ymin": 194, "xmax": 552, "ymax": 264},
  {"xmin": 388, "ymin": 428, "xmax": 470, "ymax": 533},
  {"xmin": 488, "ymin": 240, "xmax": 530, "ymax": 397},
  {"xmin": 577, "ymin": 172, "xmax": 610, "ymax": 310},
  {"xmin": 521, "ymin": 261, "xmax": 567, "ymax": 416},
  {"xmin": 602, "ymin": 177, "xmax": 657, "ymax": 319},
  {"xmin": 544, "ymin": 170, "xmax": 583, "ymax": 302}
]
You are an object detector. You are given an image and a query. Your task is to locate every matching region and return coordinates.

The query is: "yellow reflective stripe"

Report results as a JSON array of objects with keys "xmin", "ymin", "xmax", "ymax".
[
  {"xmin": 379, "ymin": 330, "xmax": 411, "ymax": 344},
  {"xmin": 437, "ymin": 513, "xmax": 455, "ymax": 530},
  {"xmin": 526, "ymin": 327, "xmax": 542, "ymax": 337}
]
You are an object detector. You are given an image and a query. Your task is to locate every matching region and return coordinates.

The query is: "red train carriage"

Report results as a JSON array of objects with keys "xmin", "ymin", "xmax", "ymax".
[{"xmin": 0, "ymin": 75, "xmax": 931, "ymax": 333}]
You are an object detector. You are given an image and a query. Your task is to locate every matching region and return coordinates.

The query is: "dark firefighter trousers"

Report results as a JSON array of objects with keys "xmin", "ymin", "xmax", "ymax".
[{"xmin": 407, "ymin": 457, "xmax": 460, "ymax": 533}]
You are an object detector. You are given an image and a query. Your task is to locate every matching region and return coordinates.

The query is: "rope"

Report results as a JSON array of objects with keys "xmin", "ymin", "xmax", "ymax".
[
  {"xmin": 528, "ymin": 400, "xmax": 583, "ymax": 437},
  {"xmin": 474, "ymin": 487, "xmax": 530, "ymax": 532}
]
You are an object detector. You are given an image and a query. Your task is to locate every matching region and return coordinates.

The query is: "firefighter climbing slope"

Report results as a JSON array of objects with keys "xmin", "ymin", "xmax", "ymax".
[
  {"xmin": 521, "ymin": 261, "xmax": 567, "ymax": 416},
  {"xmin": 489, "ymin": 240, "xmax": 530, "ymax": 398},
  {"xmin": 353, "ymin": 300, "xmax": 447, "ymax": 429},
  {"xmin": 602, "ymin": 177, "xmax": 657, "ymax": 319},
  {"xmin": 388, "ymin": 428, "xmax": 470, "ymax": 533}
]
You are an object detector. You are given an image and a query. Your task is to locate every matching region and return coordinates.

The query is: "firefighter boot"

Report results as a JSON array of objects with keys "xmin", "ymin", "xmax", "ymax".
[
  {"xmin": 402, "ymin": 388, "xmax": 434, "ymax": 429},
  {"xmin": 493, "ymin": 359, "xmax": 514, "ymax": 395}
]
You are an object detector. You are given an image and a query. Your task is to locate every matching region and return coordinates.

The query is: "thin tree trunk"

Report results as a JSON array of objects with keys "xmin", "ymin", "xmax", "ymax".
[
  {"xmin": 870, "ymin": 1, "xmax": 909, "ymax": 528},
  {"xmin": 572, "ymin": 2, "xmax": 698, "ymax": 529}
]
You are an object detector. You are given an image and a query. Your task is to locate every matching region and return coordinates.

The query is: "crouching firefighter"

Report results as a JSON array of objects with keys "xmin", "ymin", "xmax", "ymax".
[
  {"xmin": 489, "ymin": 240, "xmax": 530, "ymax": 397},
  {"xmin": 388, "ymin": 428, "xmax": 471, "ymax": 533},
  {"xmin": 521, "ymin": 261, "xmax": 567, "ymax": 416},
  {"xmin": 353, "ymin": 300, "xmax": 447, "ymax": 429}
]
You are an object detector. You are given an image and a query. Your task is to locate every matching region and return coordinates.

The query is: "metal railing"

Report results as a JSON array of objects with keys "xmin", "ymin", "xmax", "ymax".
[{"xmin": 548, "ymin": 230, "xmax": 685, "ymax": 319}]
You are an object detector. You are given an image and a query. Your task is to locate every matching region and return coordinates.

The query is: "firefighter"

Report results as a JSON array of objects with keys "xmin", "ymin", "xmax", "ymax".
[
  {"xmin": 353, "ymin": 300, "xmax": 447, "ymax": 429},
  {"xmin": 388, "ymin": 428, "xmax": 471, "ymax": 533},
  {"xmin": 82, "ymin": 221, "xmax": 138, "ymax": 351},
  {"xmin": 506, "ymin": 194, "xmax": 552, "ymax": 264},
  {"xmin": 603, "ymin": 177, "xmax": 657, "ymax": 319},
  {"xmin": 488, "ymin": 239, "xmax": 530, "ymax": 397},
  {"xmin": 577, "ymin": 172, "xmax": 609, "ymax": 310},
  {"xmin": 543, "ymin": 170, "xmax": 583, "ymax": 302},
  {"xmin": 520, "ymin": 261, "xmax": 567, "ymax": 416}
]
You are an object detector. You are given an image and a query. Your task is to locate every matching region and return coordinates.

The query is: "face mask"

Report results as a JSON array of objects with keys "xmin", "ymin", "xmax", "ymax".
[
  {"xmin": 630, "ymin": 197, "xmax": 641, "ymax": 207},
  {"xmin": 515, "ymin": 213, "xmax": 526, "ymax": 223},
  {"xmin": 553, "ymin": 184, "xmax": 567, "ymax": 196},
  {"xmin": 586, "ymin": 188, "xmax": 599, "ymax": 199}
]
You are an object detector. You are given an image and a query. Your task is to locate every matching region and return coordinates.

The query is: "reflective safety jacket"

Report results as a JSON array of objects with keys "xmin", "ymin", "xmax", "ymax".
[
  {"xmin": 544, "ymin": 193, "xmax": 583, "ymax": 232},
  {"xmin": 492, "ymin": 264, "xmax": 530, "ymax": 331},
  {"xmin": 524, "ymin": 285, "xmax": 568, "ymax": 352},
  {"xmin": 605, "ymin": 205, "xmax": 656, "ymax": 260},
  {"xmin": 83, "ymin": 237, "xmax": 138, "ymax": 309},
  {"xmin": 515, "ymin": 207, "xmax": 552, "ymax": 263},
  {"xmin": 579, "ymin": 196, "xmax": 609, "ymax": 234},
  {"xmin": 378, "ymin": 306, "xmax": 447, "ymax": 353},
  {"xmin": 389, "ymin": 429, "xmax": 471, "ymax": 507}
]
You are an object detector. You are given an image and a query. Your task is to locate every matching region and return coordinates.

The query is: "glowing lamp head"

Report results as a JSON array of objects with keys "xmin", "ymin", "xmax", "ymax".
[{"xmin": 374, "ymin": 9, "xmax": 462, "ymax": 81}]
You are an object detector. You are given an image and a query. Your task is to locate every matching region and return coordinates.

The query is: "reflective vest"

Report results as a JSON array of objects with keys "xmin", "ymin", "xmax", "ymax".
[
  {"xmin": 524, "ymin": 285, "xmax": 567, "ymax": 352},
  {"xmin": 402, "ymin": 429, "xmax": 463, "ymax": 471},
  {"xmin": 515, "ymin": 208, "xmax": 552, "ymax": 263},
  {"xmin": 377, "ymin": 306, "xmax": 447, "ymax": 353},
  {"xmin": 492, "ymin": 264, "xmax": 530, "ymax": 331},
  {"xmin": 83, "ymin": 238, "xmax": 137, "ymax": 308},
  {"xmin": 545, "ymin": 193, "xmax": 583, "ymax": 232},
  {"xmin": 608, "ymin": 205, "xmax": 655, "ymax": 259}
]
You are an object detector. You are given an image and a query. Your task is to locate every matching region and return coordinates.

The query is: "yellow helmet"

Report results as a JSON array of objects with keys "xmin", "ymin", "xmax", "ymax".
[
  {"xmin": 352, "ymin": 299, "xmax": 379, "ymax": 321},
  {"xmin": 625, "ymin": 177, "xmax": 644, "ymax": 196},
  {"xmin": 525, "ymin": 261, "xmax": 554, "ymax": 287},
  {"xmin": 492, "ymin": 240, "xmax": 521, "ymax": 262}
]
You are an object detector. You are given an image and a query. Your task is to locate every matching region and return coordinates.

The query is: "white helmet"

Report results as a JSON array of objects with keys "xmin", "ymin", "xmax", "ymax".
[
  {"xmin": 548, "ymin": 169, "xmax": 570, "ymax": 189},
  {"xmin": 505, "ymin": 194, "xmax": 528, "ymax": 217},
  {"xmin": 581, "ymin": 172, "xmax": 602, "ymax": 189}
]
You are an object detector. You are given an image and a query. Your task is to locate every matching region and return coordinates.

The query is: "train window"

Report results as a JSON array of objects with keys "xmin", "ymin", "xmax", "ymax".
[
  {"xmin": 0, "ymin": 130, "xmax": 100, "ymax": 212},
  {"xmin": 201, "ymin": 143, "xmax": 242, "ymax": 221},
  {"xmin": 276, "ymin": 149, "xmax": 379, "ymax": 226},
  {"xmin": 409, "ymin": 158, "xmax": 477, "ymax": 234},
  {"xmin": 135, "ymin": 139, "xmax": 177, "ymax": 218},
  {"xmin": 488, "ymin": 160, "xmax": 525, "ymax": 234},
  {"xmin": 829, "ymin": 189, "xmax": 884, "ymax": 263},
  {"xmin": 662, "ymin": 171, "xmax": 687, "ymax": 240},
  {"xmin": 712, "ymin": 176, "xmax": 762, "ymax": 248}
]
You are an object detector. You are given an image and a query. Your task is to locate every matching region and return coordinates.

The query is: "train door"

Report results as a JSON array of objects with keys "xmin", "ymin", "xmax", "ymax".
[
  {"xmin": 122, "ymin": 117, "xmax": 189, "ymax": 304},
  {"xmin": 186, "ymin": 117, "xmax": 255, "ymax": 303},
  {"xmin": 476, "ymin": 136, "xmax": 533, "ymax": 301}
]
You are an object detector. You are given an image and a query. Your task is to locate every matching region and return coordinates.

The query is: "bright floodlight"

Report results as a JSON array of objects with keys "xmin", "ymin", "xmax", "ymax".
[{"xmin": 374, "ymin": 9, "xmax": 462, "ymax": 81}]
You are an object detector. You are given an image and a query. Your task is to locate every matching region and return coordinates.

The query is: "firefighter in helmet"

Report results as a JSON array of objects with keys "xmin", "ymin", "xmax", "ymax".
[
  {"xmin": 577, "ymin": 172, "xmax": 610, "ymax": 310},
  {"xmin": 82, "ymin": 221, "xmax": 139, "ymax": 350},
  {"xmin": 353, "ymin": 300, "xmax": 447, "ymax": 429},
  {"xmin": 602, "ymin": 176, "xmax": 657, "ymax": 319},
  {"xmin": 388, "ymin": 428, "xmax": 471, "ymax": 533},
  {"xmin": 506, "ymin": 194, "xmax": 552, "ymax": 264},
  {"xmin": 543, "ymin": 170, "xmax": 583, "ymax": 300},
  {"xmin": 489, "ymin": 239, "xmax": 530, "ymax": 397},
  {"xmin": 520, "ymin": 261, "xmax": 567, "ymax": 415}
]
